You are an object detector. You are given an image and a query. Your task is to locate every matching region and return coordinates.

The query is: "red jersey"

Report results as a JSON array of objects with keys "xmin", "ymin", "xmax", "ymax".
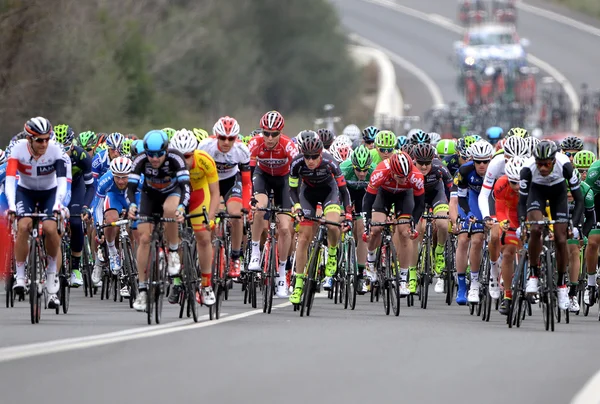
[
  {"xmin": 248, "ymin": 134, "xmax": 298, "ymax": 176},
  {"xmin": 493, "ymin": 175, "xmax": 519, "ymax": 227},
  {"xmin": 367, "ymin": 158, "xmax": 425, "ymax": 196}
]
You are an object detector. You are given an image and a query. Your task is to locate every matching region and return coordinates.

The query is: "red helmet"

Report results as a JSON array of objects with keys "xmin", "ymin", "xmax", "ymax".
[
  {"xmin": 260, "ymin": 110, "xmax": 285, "ymax": 132},
  {"xmin": 389, "ymin": 152, "xmax": 411, "ymax": 177},
  {"xmin": 213, "ymin": 116, "xmax": 240, "ymax": 138}
]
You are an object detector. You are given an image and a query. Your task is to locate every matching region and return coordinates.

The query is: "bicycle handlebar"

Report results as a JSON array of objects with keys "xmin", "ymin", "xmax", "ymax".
[{"xmin": 301, "ymin": 216, "xmax": 342, "ymax": 227}]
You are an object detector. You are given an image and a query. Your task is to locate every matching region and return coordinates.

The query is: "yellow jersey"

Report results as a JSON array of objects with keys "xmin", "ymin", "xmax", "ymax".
[{"xmin": 189, "ymin": 150, "xmax": 219, "ymax": 191}]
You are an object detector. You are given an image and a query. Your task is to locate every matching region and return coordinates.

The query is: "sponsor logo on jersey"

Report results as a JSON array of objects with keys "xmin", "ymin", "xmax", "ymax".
[
  {"xmin": 259, "ymin": 158, "xmax": 287, "ymax": 167},
  {"xmin": 37, "ymin": 165, "xmax": 56, "ymax": 176},
  {"xmin": 410, "ymin": 175, "xmax": 424, "ymax": 190}
]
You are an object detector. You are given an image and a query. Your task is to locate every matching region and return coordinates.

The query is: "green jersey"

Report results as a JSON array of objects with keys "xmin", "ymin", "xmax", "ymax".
[
  {"xmin": 584, "ymin": 160, "xmax": 600, "ymax": 195},
  {"xmin": 370, "ymin": 148, "xmax": 383, "ymax": 165},
  {"xmin": 570, "ymin": 181, "xmax": 594, "ymax": 210},
  {"xmin": 339, "ymin": 159, "xmax": 375, "ymax": 190}
]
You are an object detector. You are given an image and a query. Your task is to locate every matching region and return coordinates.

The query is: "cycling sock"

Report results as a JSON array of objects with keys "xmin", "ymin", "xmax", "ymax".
[
  {"xmin": 457, "ymin": 274, "xmax": 466, "ymax": 289},
  {"xmin": 504, "ymin": 290, "xmax": 512, "ymax": 299},
  {"xmin": 138, "ymin": 281, "xmax": 147, "ymax": 290},
  {"xmin": 435, "ymin": 244, "xmax": 444, "ymax": 254},
  {"xmin": 16, "ymin": 262, "xmax": 25, "ymax": 279},
  {"xmin": 286, "ymin": 257, "xmax": 292, "ymax": 271},
  {"xmin": 201, "ymin": 272, "xmax": 211, "ymax": 288},
  {"xmin": 107, "ymin": 240, "xmax": 117, "ymax": 255},
  {"xmin": 47, "ymin": 255, "xmax": 57, "ymax": 274},
  {"xmin": 169, "ymin": 243, "xmax": 179, "ymax": 252},
  {"xmin": 251, "ymin": 241, "xmax": 260, "ymax": 257},
  {"xmin": 400, "ymin": 269, "xmax": 408, "ymax": 282},
  {"xmin": 588, "ymin": 274, "xmax": 597, "ymax": 287},
  {"xmin": 278, "ymin": 261, "xmax": 287, "ymax": 278},
  {"xmin": 490, "ymin": 260, "xmax": 499, "ymax": 280},
  {"xmin": 367, "ymin": 250, "xmax": 376, "ymax": 262},
  {"xmin": 557, "ymin": 274, "xmax": 565, "ymax": 287},
  {"xmin": 71, "ymin": 255, "xmax": 80, "ymax": 271},
  {"xmin": 470, "ymin": 271, "xmax": 479, "ymax": 284},
  {"xmin": 328, "ymin": 245, "xmax": 337, "ymax": 257},
  {"xmin": 231, "ymin": 249, "xmax": 242, "ymax": 260},
  {"xmin": 569, "ymin": 283, "xmax": 577, "ymax": 297},
  {"xmin": 357, "ymin": 264, "xmax": 365, "ymax": 276}
]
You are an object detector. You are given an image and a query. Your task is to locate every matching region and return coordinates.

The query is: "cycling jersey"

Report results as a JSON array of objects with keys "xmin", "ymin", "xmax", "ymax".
[
  {"xmin": 248, "ymin": 134, "xmax": 298, "ymax": 176},
  {"xmin": 188, "ymin": 150, "xmax": 219, "ymax": 231},
  {"xmin": 0, "ymin": 162, "xmax": 7, "ymax": 212},
  {"xmin": 91, "ymin": 171, "xmax": 130, "ymax": 225},
  {"xmin": 5, "ymin": 139, "xmax": 68, "ymax": 212},
  {"xmin": 584, "ymin": 160, "xmax": 600, "ymax": 195},
  {"xmin": 493, "ymin": 175, "xmax": 518, "ymax": 228},
  {"xmin": 478, "ymin": 153, "xmax": 506, "ymax": 218},
  {"xmin": 366, "ymin": 159, "xmax": 425, "ymax": 196},
  {"xmin": 369, "ymin": 148, "xmax": 386, "ymax": 165},
  {"xmin": 443, "ymin": 154, "xmax": 461, "ymax": 176},
  {"xmin": 127, "ymin": 150, "xmax": 190, "ymax": 208},
  {"xmin": 568, "ymin": 181, "xmax": 595, "ymax": 236},
  {"xmin": 455, "ymin": 161, "xmax": 485, "ymax": 232},
  {"xmin": 339, "ymin": 159, "xmax": 375, "ymax": 190},
  {"xmin": 423, "ymin": 158, "xmax": 453, "ymax": 192},
  {"xmin": 198, "ymin": 138, "xmax": 250, "ymax": 180},
  {"xmin": 91, "ymin": 148, "xmax": 111, "ymax": 185}
]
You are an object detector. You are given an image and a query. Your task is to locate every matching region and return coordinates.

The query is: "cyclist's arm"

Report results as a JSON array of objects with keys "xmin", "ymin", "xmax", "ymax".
[
  {"xmin": 208, "ymin": 181, "xmax": 220, "ymax": 220},
  {"xmin": 582, "ymin": 206, "xmax": 595, "ymax": 237},
  {"xmin": 565, "ymin": 162, "xmax": 584, "ymax": 225},
  {"xmin": 127, "ymin": 156, "xmax": 144, "ymax": 205},
  {"xmin": 289, "ymin": 176, "xmax": 299, "ymax": 207},
  {"xmin": 62, "ymin": 153, "xmax": 72, "ymax": 207},
  {"xmin": 54, "ymin": 154, "xmax": 68, "ymax": 211},
  {"xmin": 81, "ymin": 152, "xmax": 95, "ymax": 207},
  {"xmin": 518, "ymin": 167, "xmax": 532, "ymax": 220},
  {"xmin": 240, "ymin": 162, "xmax": 252, "ymax": 210},
  {"xmin": 5, "ymin": 157, "xmax": 17, "ymax": 211}
]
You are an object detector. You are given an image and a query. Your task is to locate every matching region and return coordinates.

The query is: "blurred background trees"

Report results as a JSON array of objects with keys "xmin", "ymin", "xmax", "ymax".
[{"xmin": 0, "ymin": 0, "xmax": 361, "ymax": 141}]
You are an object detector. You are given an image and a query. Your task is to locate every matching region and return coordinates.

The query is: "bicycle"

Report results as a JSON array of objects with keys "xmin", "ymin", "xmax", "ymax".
[
  {"xmin": 293, "ymin": 215, "xmax": 342, "ymax": 317},
  {"xmin": 443, "ymin": 233, "xmax": 457, "ymax": 306},
  {"xmin": 4, "ymin": 217, "xmax": 18, "ymax": 308},
  {"xmin": 137, "ymin": 214, "xmax": 177, "ymax": 325},
  {"xmin": 253, "ymin": 194, "xmax": 292, "ymax": 314},
  {"xmin": 240, "ymin": 209, "xmax": 259, "ymax": 308},
  {"xmin": 95, "ymin": 221, "xmax": 118, "ymax": 302},
  {"xmin": 79, "ymin": 217, "xmax": 96, "ymax": 298},
  {"xmin": 58, "ymin": 216, "xmax": 71, "ymax": 314},
  {"xmin": 368, "ymin": 219, "xmax": 411, "ymax": 316},
  {"xmin": 334, "ymin": 212, "xmax": 361, "ymax": 310}
]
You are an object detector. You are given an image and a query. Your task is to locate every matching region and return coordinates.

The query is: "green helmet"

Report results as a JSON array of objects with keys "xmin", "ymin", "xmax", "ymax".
[
  {"xmin": 374, "ymin": 130, "xmax": 396, "ymax": 148},
  {"xmin": 464, "ymin": 133, "xmax": 480, "ymax": 148},
  {"xmin": 241, "ymin": 135, "xmax": 252, "ymax": 146},
  {"xmin": 350, "ymin": 145, "xmax": 372, "ymax": 170},
  {"xmin": 121, "ymin": 138, "xmax": 133, "ymax": 156},
  {"xmin": 162, "ymin": 127, "xmax": 176, "ymax": 140},
  {"xmin": 437, "ymin": 139, "xmax": 455, "ymax": 156},
  {"xmin": 507, "ymin": 127, "xmax": 529, "ymax": 138},
  {"xmin": 573, "ymin": 150, "xmax": 596, "ymax": 169},
  {"xmin": 54, "ymin": 124, "xmax": 75, "ymax": 148},
  {"xmin": 95, "ymin": 142, "xmax": 109, "ymax": 155},
  {"xmin": 77, "ymin": 131, "xmax": 98, "ymax": 151},
  {"xmin": 192, "ymin": 128, "xmax": 209, "ymax": 144}
]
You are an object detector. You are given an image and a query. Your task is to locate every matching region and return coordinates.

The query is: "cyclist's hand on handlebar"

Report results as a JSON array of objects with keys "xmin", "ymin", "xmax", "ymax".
[
  {"xmin": 499, "ymin": 219, "xmax": 510, "ymax": 232},
  {"xmin": 175, "ymin": 205, "xmax": 185, "ymax": 223},
  {"xmin": 483, "ymin": 216, "xmax": 495, "ymax": 229},
  {"xmin": 128, "ymin": 204, "xmax": 138, "ymax": 220}
]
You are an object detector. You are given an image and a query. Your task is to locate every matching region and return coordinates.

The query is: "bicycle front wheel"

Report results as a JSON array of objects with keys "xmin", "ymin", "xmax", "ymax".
[{"xmin": 29, "ymin": 239, "xmax": 40, "ymax": 324}]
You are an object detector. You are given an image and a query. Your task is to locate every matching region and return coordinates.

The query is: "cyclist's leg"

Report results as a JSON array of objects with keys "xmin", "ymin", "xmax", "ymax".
[
  {"xmin": 432, "ymin": 184, "xmax": 450, "ymax": 274},
  {"xmin": 274, "ymin": 176, "xmax": 293, "ymax": 276},
  {"xmin": 290, "ymin": 187, "xmax": 318, "ymax": 303},
  {"xmin": 195, "ymin": 226, "xmax": 215, "ymax": 305},
  {"xmin": 249, "ymin": 169, "xmax": 269, "ymax": 270},
  {"xmin": 394, "ymin": 191, "xmax": 415, "ymax": 294},
  {"xmin": 585, "ymin": 230, "xmax": 600, "ymax": 305},
  {"xmin": 525, "ymin": 184, "xmax": 545, "ymax": 281},
  {"xmin": 456, "ymin": 217, "xmax": 470, "ymax": 304},
  {"xmin": 162, "ymin": 194, "xmax": 181, "ymax": 276},
  {"xmin": 68, "ymin": 181, "xmax": 85, "ymax": 286},
  {"xmin": 222, "ymin": 175, "xmax": 243, "ymax": 276},
  {"xmin": 499, "ymin": 240, "xmax": 518, "ymax": 314},
  {"xmin": 549, "ymin": 183, "xmax": 570, "ymax": 309},
  {"xmin": 323, "ymin": 189, "xmax": 341, "ymax": 278},
  {"xmin": 103, "ymin": 192, "xmax": 127, "ymax": 274},
  {"xmin": 567, "ymin": 240, "xmax": 581, "ymax": 311},
  {"xmin": 14, "ymin": 187, "xmax": 35, "ymax": 288}
]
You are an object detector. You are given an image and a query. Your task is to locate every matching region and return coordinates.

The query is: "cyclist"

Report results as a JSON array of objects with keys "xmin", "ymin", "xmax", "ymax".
[
  {"xmin": 317, "ymin": 128, "xmax": 335, "ymax": 151},
  {"xmin": 574, "ymin": 150, "xmax": 595, "ymax": 181},
  {"xmin": 436, "ymin": 139, "xmax": 455, "ymax": 159},
  {"xmin": 485, "ymin": 126, "xmax": 503, "ymax": 146},
  {"xmin": 247, "ymin": 111, "xmax": 296, "ymax": 297},
  {"xmin": 506, "ymin": 127, "xmax": 529, "ymax": 138},
  {"xmin": 329, "ymin": 138, "xmax": 353, "ymax": 163},
  {"xmin": 162, "ymin": 128, "xmax": 176, "ymax": 141},
  {"xmin": 370, "ymin": 130, "xmax": 397, "ymax": 165},
  {"xmin": 429, "ymin": 132, "xmax": 441, "ymax": 147},
  {"xmin": 583, "ymin": 157, "xmax": 600, "ymax": 307},
  {"xmin": 92, "ymin": 132, "xmax": 123, "ymax": 185},
  {"xmin": 192, "ymin": 128, "xmax": 210, "ymax": 144},
  {"xmin": 342, "ymin": 124, "xmax": 362, "ymax": 149},
  {"xmin": 560, "ymin": 135, "xmax": 584, "ymax": 162},
  {"xmin": 409, "ymin": 129, "xmax": 431, "ymax": 145},
  {"xmin": 90, "ymin": 157, "xmax": 133, "ymax": 295},
  {"xmin": 411, "ymin": 143, "xmax": 453, "ymax": 293},
  {"xmin": 519, "ymin": 140, "xmax": 583, "ymax": 311},
  {"xmin": 478, "ymin": 136, "xmax": 529, "ymax": 298},
  {"xmin": 170, "ymin": 130, "xmax": 219, "ymax": 305},
  {"xmin": 443, "ymin": 138, "xmax": 470, "ymax": 176},
  {"xmin": 339, "ymin": 145, "xmax": 375, "ymax": 291},
  {"xmin": 396, "ymin": 135, "xmax": 408, "ymax": 150},
  {"xmin": 363, "ymin": 152, "xmax": 425, "ymax": 295},
  {"xmin": 198, "ymin": 116, "xmax": 251, "ymax": 279},
  {"xmin": 127, "ymin": 130, "xmax": 191, "ymax": 312},
  {"xmin": 6, "ymin": 117, "xmax": 68, "ymax": 309},
  {"xmin": 362, "ymin": 125, "xmax": 379, "ymax": 149},
  {"xmin": 495, "ymin": 157, "xmax": 524, "ymax": 315},
  {"xmin": 54, "ymin": 124, "xmax": 95, "ymax": 287},
  {"xmin": 453, "ymin": 140, "xmax": 494, "ymax": 305},
  {"xmin": 76, "ymin": 131, "xmax": 99, "ymax": 157},
  {"xmin": 288, "ymin": 131, "xmax": 352, "ymax": 303}
]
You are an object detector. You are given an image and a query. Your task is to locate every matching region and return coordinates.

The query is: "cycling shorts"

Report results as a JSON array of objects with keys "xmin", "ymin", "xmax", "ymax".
[
  {"xmin": 16, "ymin": 186, "xmax": 56, "ymax": 220},
  {"xmin": 349, "ymin": 188, "xmax": 366, "ymax": 213},
  {"xmin": 139, "ymin": 189, "xmax": 179, "ymax": 219},
  {"xmin": 219, "ymin": 173, "xmax": 242, "ymax": 205},
  {"xmin": 501, "ymin": 230, "xmax": 519, "ymax": 246},
  {"xmin": 372, "ymin": 188, "xmax": 414, "ymax": 218},
  {"xmin": 298, "ymin": 184, "xmax": 340, "ymax": 226},
  {"xmin": 93, "ymin": 192, "xmax": 128, "ymax": 226},
  {"xmin": 189, "ymin": 184, "xmax": 211, "ymax": 232},
  {"xmin": 458, "ymin": 192, "xmax": 484, "ymax": 234},
  {"xmin": 424, "ymin": 181, "xmax": 448, "ymax": 209},
  {"xmin": 526, "ymin": 182, "xmax": 568, "ymax": 221},
  {"xmin": 252, "ymin": 167, "xmax": 292, "ymax": 209}
]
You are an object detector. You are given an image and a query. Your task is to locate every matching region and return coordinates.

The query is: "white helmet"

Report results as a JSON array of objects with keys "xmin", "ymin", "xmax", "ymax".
[
  {"xmin": 170, "ymin": 129, "xmax": 198, "ymax": 154},
  {"xmin": 429, "ymin": 132, "xmax": 441, "ymax": 146},
  {"xmin": 342, "ymin": 124, "xmax": 361, "ymax": 141},
  {"xmin": 526, "ymin": 137, "xmax": 540, "ymax": 156},
  {"xmin": 503, "ymin": 136, "xmax": 528, "ymax": 158},
  {"xmin": 334, "ymin": 135, "xmax": 353, "ymax": 148},
  {"xmin": 213, "ymin": 116, "xmax": 240, "ymax": 138},
  {"xmin": 109, "ymin": 156, "xmax": 133, "ymax": 175},
  {"xmin": 505, "ymin": 157, "xmax": 525, "ymax": 181},
  {"xmin": 330, "ymin": 142, "xmax": 352, "ymax": 163},
  {"xmin": 468, "ymin": 140, "xmax": 494, "ymax": 160}
]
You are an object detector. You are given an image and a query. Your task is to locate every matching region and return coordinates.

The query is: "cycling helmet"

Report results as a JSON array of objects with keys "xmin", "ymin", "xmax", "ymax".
[
  {"xmin": 375, "ymin": 130, "xmax": 397, "ymax": 148},
  {"xmin": 109, "ymin": 156, "xmax": 133, "ymax": 175},
  {"xmin": 298, "ymin": 130, "xmax": 322, "ymax": 154},
  {"xmin": 170, "ymin": 129, "xmax": 198, "ymax": 154},
  {"xmin": 573, "ymin": 150, "xmax": 596, "ymax": 169},
  {"xmin": 334, "ymin": 135, "xmax": 353, "ymax": 148},
  {"xmin": 464, "ymin": 133, "xmax": 481, "ymax": 148},
  {"xmin": 24, "ymin": 116, "xmax": 52, "ymax": 137},
  {"xmin": 413, "ymin": 143, "xmax": 436, "ymax": 162},
  {"xmin": 317, "ymin": 128, "xmax": 335, "ymax": 149},
  {"xmin": 505, "ymin": 157, "xmax": 525, "ymax": 181},
  {"xmin": 130, "ymin": 140, "xmax": 144, "ymax": 157},
  {"xmin": 120, "ymin": 138, "xmax": 133, "ymax": 156},
  {"xmin": 213, "ymin": 116, "xmax": 240, "ymax": 138},
  {"xmin": 560, "ymin": 135, "xmax": 584, "ymax": 152},
  {"xmin": 330, "ymin": 142, "xmax": 352, "ymax": 163},
  {"xmin": 97, "ymin": 132, "xmax": 107, "ymax": 145},
  {"xmin": 469, "ymin": 140, "xmax": 494, "ymax": 160},
  {"xmin": 54, "ymin": 124, "xmax": 75, "ymax": 148},
  {"xmin": 351, "ymin": 145, "xmax": 372, "ymax": 170},
  {"xmin": 144, "ymin": 129, "xmax": 169, "ymax": 153},
  {"xmin": 401, "ymin": 143, "xmax": 415, "ymax": 158},
  {"xmin": 362, "ymin": 126, "xmax": 379, "ymax": 142},
  {"xmin": 396, "ymin": 135, "xmax": 408, "ymax": 149},
  {"xmin": 507, "ymin": 127, "xmax": 529, "ymax": 138},
  {"xmin": 241, "ymin": 136, "xmax": 252, "ymax": 146},
  {"xmin": 526, "ymin": 137, "xmax": 540, "ymax": 155},
  {"xmin": 503, "ymin": 136, "xmax": 528, "ymax": 158},
  {"xmin": 105, "ymin": 132, "xmax": 124, "ymax": 152},
  {"xmin": 389, "ymin": 152, "xmax": 411, "ymax": 177},
  {"xmin": 342, "ymin": 124, "xmax": 361, "ymax": 141},
  {"xmin": 486, "ymin": 126, "xmax": 503, "ymax": 144},
  {"xmin": 428, "ymin": 132, "xmax": 441, "ymax": 146},
  {"xmin": 260, "ymin": 110, "xmax": 285, "ymax": 132},
  {"xmin": 456, "ymin": 138, "xmax": 468, "ymax": 156},
  {"xmin": 192, "ymin": 128, "xmax": 209, "ymax": 143},
  {"xmin": 436, "ymin": 139, "xmax": 456, "ymax": 156},
  {"xmin": 77, "ymin": 131, "xmax": 98, "ymax": 150},
  {"xmin": 162, "ymin": 127, "xmax": 176, "ymax": 140},
  {"xmin": 533, "ymin": 140, "xmax": 558, "ymax": 160},
  {"xmin": 249, "ymin": 129, "xmax": 262, "ymax": 137},
  {"xmin": 409, "ymin": 129, "xmax": 430, "ymax": 145},
  {"xmin": 0, "ymin": 149, "xmax": 6, "ymax": 165},
  {"xmin": 95, "ymin": 143, "xmax": 109, "ymax": 155}
]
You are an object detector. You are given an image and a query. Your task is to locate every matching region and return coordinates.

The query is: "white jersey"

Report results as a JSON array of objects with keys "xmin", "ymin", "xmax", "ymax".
[
  {"xmin": 5, "ymin": 139, "xmax": 68, "ymax": 211},
  {"xmin": 522, "ymin": 152, "xmax": 574, "ymax": 187},
  {"xmin": 478, "ymin": 153, "xmax": 506, "ymax": 218},
  {"xmin": 197, "ymin": 138, "xmax": 250, "ymax": 180}
]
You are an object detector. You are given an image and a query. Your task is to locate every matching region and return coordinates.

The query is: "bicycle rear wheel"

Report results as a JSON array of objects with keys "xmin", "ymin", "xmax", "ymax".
[
  {"xmin": 263, "ymin": 240, "xmax": 275, "ymax": 314},
  {"xmin": 300, "ymin": 243, "xmax": 319, "ymax": 317},
  {"xmin": 389, "ymin": 243, "xmax": 400, "ymax": 317},
  {"xmin": 421, "ymin": 239, "xmax": 431, "ymax": 310},
  {"xmin": 445, "ymin": 238, "xmax": 456, "ymax": 305},
  {"xmin": 346, "ymin": 240, "xmax": 358, "ymax": 310},
  {"xmin": 29, "ymin": 240, "xmax": 39, "ymax": 324},
  {"xmin": 147, "ymin": 243, "xmax": 157, "ymax": 325},
  {"xmin": 183, "ymin": 238, "xmax": 200, "ymax": 322},
  {"xmin": 155, "ymin": 247, "xmax": 166, "ymax": 324}
]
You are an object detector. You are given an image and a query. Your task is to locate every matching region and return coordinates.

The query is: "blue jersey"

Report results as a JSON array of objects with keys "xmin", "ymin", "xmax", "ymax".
[
  {"xmin": 443, "ymin": 154, "xmax": 461, "ymax": 177},
  {"xmin": 91, "ymin": 149, "xmax": 111, "ymax": 187},
  {"xmin": 0, "ymin": 162, "xmax": 7, "ymax": 212},
  {"xmin": 454, "ymin": 161, "xmax": 484, "ymax": 219}
]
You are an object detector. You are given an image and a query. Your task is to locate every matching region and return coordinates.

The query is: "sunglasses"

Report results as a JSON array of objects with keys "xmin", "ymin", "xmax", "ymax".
[
  {"xmin": 218, "ymin": 136, "xmax": 236, "ymax": 142},
  {"xmin": 509, "ymin": 180, "xmax": 519, "ymax": 185},
  {"xmin": 114, "ymin": 175, "xmax": 129, "ymax": 180},
  {"xmin": 474, "ymin": 160, "xmax": 490, "ymax": 165},
  {"xmin": 263, "ymin": 131, "xmax": 280, "ymax": 138},
  {"xmin": 535, "ymin": 160, "xmax": 554, "ymax": 168},
  {"xmin": 304, "ymin": 154, "xmax": 320, "ymax": 161},
  {"xmin": 147, "ymin": 150, "xmax": 166, "ymax": 158},
  {"xmin": 353, "ymin": 166, "xmax": 369, "ymax": 172},
  {"xmin": 32, "ymin": 136, "xmax": 50, "ymax": 144},
  {"xmin": 378, "ymin": 147, "xmax": 394, "ymax": 153},
  {"xmin": 578, "ymin": 168, "xmax": 588, "ymax": 174},
  {"xmin": 563, "ymin": 151, "xmax": 578, "ymax": 157},
  {"xmin": 416, "ymin": 160, "xmax": 432, "ymax": 166},
  {"xmin": 364, "ymin": 140, "xmax": 374, "ymax": 145}
]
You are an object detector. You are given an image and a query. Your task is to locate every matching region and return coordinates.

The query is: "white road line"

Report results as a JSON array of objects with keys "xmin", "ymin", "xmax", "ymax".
[
  {"xmin": 519, "ymin": 1, "xmax": 600, "ymax": 38},
  {"xmin": 349, "ymin": 33, "xmax": 444, "ymax": 106},
  {"xmin": 360, "ymin": 0, "xmax": 580, "ymax": 132},
  {"xmin": 571, "ymin": 369, "xmax": 600, "ymax": 404}
]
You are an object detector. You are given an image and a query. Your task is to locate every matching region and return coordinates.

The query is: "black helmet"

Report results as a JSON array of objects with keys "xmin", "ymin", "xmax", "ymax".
[
  {"xmin": 317, "ymin": 128, "xmax": 335, "ymax": 149},
  {"xmin": 298, "ymin": 130, "xmax": 323, "ymax": 154},
  {"xmin": 560, "ymin": 135, "xmax": 584, "ymax": 152},
  {"xmin": 533, "ymin": 140, "xmax": 558, "ymax": 160},
  {"xmin": 24, "ymin": 116, "xmax": 52, "ymax": 137},
  {"xmin": 412, "ymin": 143, "xmax": 436, "ymax": 162}
]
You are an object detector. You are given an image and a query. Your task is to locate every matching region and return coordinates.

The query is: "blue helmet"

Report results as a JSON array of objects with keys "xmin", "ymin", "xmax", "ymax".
[
  {"xmin": 396, "ymin": 135, "xmax": 408, "ymax": 149},
  {"xmin": 362, "ymin": 126, "xmax": 379, "ymax": 142},
  {"xmin": 143, "ymin": 130, "xmax": 169, "ymax": 153},
  {"xmin": 486, "ymin": 126, "xmax": 503, "ymax": 145}
]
